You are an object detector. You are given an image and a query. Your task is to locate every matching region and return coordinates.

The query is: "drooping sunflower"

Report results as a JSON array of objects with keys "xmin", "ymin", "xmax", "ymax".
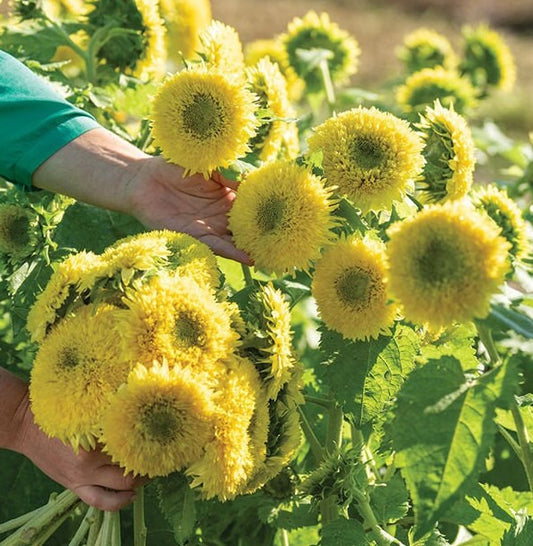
[
  {"xmin": 416, "ymin": 100, "xmax": 476, "ymax": 203},
  {"xmin": 246, "ymin": 58, "xmax": 299, "ymax": 162},
  {"xmin": 101, "ymin": 361, "xmax": 216, "ymax": 477},
  {"xmin": 196, "ymin": 20, "xmax": 246, "ymax": 82},
  {"xmin": 312, "ymin": 235, "xmax": 399, "ymax": 340},
  {"xmin": 459, "ymin": 24, "xmax": 516, "ymax": 94},
  {"xmin": 244, "ymin": 38, "xmax": 305, "ymax": 101},
  {"xmin": 386, "ymin": 201, "xmax": 511, "ymax": 329},
  {"xmin": 186, "ymin": 356, "xmax": 261, "ymax": 500},
  {"xmin": 281, "ymin": 11, "xmax": 360, "ymax": 94},
  {"xmin": 396, "ymin": 67, "xmax": 478, "ymax": 115},
  {"xmin": 118, "ymin": 271, "xmax": 240, "ymax": 368},
  {"xmin": 26, "ymin": 251, "xmax": 106, "ymax": 343},
  {"xmin": 86, "ymin": 0, "xmax": 166, "ymax": 80},
  {"xmin": 159, "ymin": 0, "xmax": 211, "ymax": 62},
  {"xmin": 308, "ymin": 106, "xmax": 425, "ymax": 213},
  {"xmin": 397, "ymin": 28, "xmax": 457, "ymax": 74},
  {"xmin": 29, "ymin": 304, "xmax": 130, "ymax": 451},
  {"xmin": 472, "ymin": 184, "xmax": 530, "ymax": 264},
  {"xmin": 228, "ymin": 160, "xmax": 338, "ymax": 275},
  {"xmin": 151, "ymin": 65, "xmax": 258, "ymax": 178},
  {"xmin": 0, "ymin": 204, "xmax": 38, "ymax": 261}
]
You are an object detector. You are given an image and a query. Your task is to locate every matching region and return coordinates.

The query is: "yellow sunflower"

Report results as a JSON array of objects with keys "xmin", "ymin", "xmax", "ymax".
[
  {"xmin": 281, "ymin": 11, "xmax": 360, "ymax": 94},
  {"xmin": 416, "ymin": 100, "xmax": 476, "ymax": 203},
  {"xmin": 459, "ymin": 24, "xmax": 516, "ymax": 94},
  {"xmin": 159, "ymin": 0, "xmax": 211, "ymax": 62},
  {"xmin": 151, "ymin": 65, "xmax": 259, "ymax": 178},
  {"xmin": 187, "ymin": 356, "xmax": 261, "ymax": 500},
  {"xmin": 396, "ymin": 67, "xmax": 478, "ymax": 115},
  {"xmin": 397, "ymin": 28, "xmax": 457, "ymax": 74},
  {"xmin": 118, "ymin": 271, "xmax": 240, "ymax": 368},
  {"xmin": 308, "ymin": 106, "xmax": 425, "ymax": 213},
  {"xmin": 29, "ymin": 304, "xmax": 130, "ymax": 451},
  {"xmin": 0, "ymin": 204, "xmax": 38, "ymax": 261},
  {"xmin": 101, "ymin": 361, "xmax": 216, "ymax": 477},
  {"xmin": 228, "ymin": 160, "xmax": 338, "ymax": 275},
  {"xmin": 312, "ymin": 235, "xmax": 399, "ymax": 340},
  {"xmin": 86, "ymin": 0, "xmax": 166, "ymax": 80},
  {"xmin": 473, "ymin": 184, "xmax": 530, "ymax": 263},
  {"xmin": 386, "ymin": 201, "xmax": 511, "ymax": 329},
  {"xmin": 246, "ymin": 58, "xmax": 299, "ymax": 162}
]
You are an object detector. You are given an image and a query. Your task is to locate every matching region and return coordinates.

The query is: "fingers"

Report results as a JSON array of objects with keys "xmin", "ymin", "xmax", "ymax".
[
  {"xmin": 88, "ymin": 464, "xmax": 145, "ymax": 491},
  {"xmin": 200, "ymin": 234, "xmax": 253, "ymax": 265},
  {"xmin": 211, "ymin": 170, "xmax": 240, "ymax": 191},
  {"xmin": 73, "ymin": 485, "xmax": 137, "ymax": 512}
]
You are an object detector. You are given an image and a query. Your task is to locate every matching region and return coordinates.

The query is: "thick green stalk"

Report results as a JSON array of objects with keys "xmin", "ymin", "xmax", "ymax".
[
  {"xmin": 0, "ymin": 506, "xmax": 46, "ymax": 535},
  {"xmin": 297, "ymin": 405, "xmax": 324, "ymax": 462},
  {"xmin": 68, "ymin": 506, "xmax": 94, "ymax": 546},
  {"xmin": 86, "ymin": 509, "xmax": 103, "ymax": 546},
  {"xmin": 133, "ymin": 486, "xmax": 147, "ymax": 546},
  {"xmin": 241, "ymin": 264, "xmax": 254, "ymax": 287},
  {"xmin": 303, "ymin": 394, "xmax": 333, "ymax": 411},
  {"xmin": 279, "ymin": 528, "xmax": 290, "ymax": 546}
]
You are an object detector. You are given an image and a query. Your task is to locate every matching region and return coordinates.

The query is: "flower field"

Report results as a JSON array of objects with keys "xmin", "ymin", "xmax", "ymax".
[{"xmin": 1, "ymin": 0, "xmax": 533, "ymax": 545}]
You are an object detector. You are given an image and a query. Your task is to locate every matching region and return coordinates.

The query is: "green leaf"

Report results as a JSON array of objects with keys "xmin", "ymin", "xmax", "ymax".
[
  {"xmin": 392, "ymin": 356, "xmax": 519, "ymax": 539},
  {"xmin": 0, "ymin": 20, "xmax": 63, "ymax": 61},
  {"xmin": 319, "ymin": 518, "xmax": 370, "ymax": 546},
  {"xmin": 502, "ymin": 516, "xmax": 533, "ymax": 545},
  {"xmin": 319, "ymin": 325, "xmax": 419, "ymax": 426},
  {"xmin": 370, "ymin": 472, "xmax": 410, "ymax": 524},
  {"xmin": 257, "ymin": 501, "xmax": 318, "ymax": 530},
  {"xmin": 478, "ymin": 304, "xmax": 533, "ymax": 339}
]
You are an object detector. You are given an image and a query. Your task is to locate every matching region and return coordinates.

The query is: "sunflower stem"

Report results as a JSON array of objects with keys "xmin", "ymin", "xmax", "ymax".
[
  {"xmin": 318, "ymin": 58, "xmax": 336, "ymax": 115},
  {"xmin": 297, "ymin": 405, "xmax": 324, "ymax": 461},
  {"xmin": 303, "ymin": 394, "xmax": 333, "ymax": 410},
  {"xmin": 68, "ymin": 505, "xmax": 94, "ymax": 546},
  {"xmin": 280, "ymin": 528, "xmax": 290, "ymax": 546},
  {"xmin": 241, "ymin": 264, "xmax": 255, "ymax": 287},
  {"xmin": 86, "ymin": 509, "xmax": 103, "ymax": 546},
  {"xmin": 0, "ymin": 505, "xmax": 46, "ymax": 535},
  {"xmin": 325, "ymin": 402, "xmax": 343, "ymax": 455},
  {"xmin": 133, "ymin": 486, "xmax": 147, "ymax": 546}
]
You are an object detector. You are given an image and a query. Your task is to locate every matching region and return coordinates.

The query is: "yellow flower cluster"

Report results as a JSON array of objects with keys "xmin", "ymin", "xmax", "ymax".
[{"xmin": 28, "ymin": 231, "xmax": 303, "ymax": 500}]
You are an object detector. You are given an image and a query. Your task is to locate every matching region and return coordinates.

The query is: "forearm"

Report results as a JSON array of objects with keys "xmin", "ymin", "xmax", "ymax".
[
  {"xmin": 0, "ymin": 367, "xmax": 28, "ymax": 452},
  {"xmin": 31, "ymin": 127, "xmax": 150, "ymax": 215}
]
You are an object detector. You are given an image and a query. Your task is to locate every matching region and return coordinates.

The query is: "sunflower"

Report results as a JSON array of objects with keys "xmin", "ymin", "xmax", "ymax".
[
  {"xmin": 43, "ymin": 0, "xmax": 87, "ymax": 18},
  {"xmin": 0, "ymin": 204, "xmax": 38, "ymax": 261},
  {"xmin": 281, "ymin": 11, "xmax": 360, "ymax": 94},
  {"xmin": 246, "ymin": 58, "xmax": 299, "ymax": 162},
  {"xmin": 86, "ymin": 0, "xmax": 166, "ymax": 80},
  {"xmin": 159, "ymin": 0, "xmax": 211, "ymax": 62},
  {"xmin": 308, "ymin": 106, "xmax": 425, "ymax": 213},
  {"xmin": 386, "ymin": 201, "xmax": 511, "ymax": 329},
  {"xmin": 196, "ymin": 20, "xmax": 246, "ymax": 82},
  {"xmin": 101, "ymin": 361, "xmax": 216, "ymax": 477},
  {"xmin": 473, "ymin": 184, "xmax": 530, "ymax": 263},
  {"xmin": 396, "ymin": 67, "xmax": 478, "ymax": 115},
  {"xmin": 186, "ymin": 356, "xmax": 261, "ymax": 500},
  {"xmin": 118, "ymin": 272, "xmax": 240, "ymax": 368},
  {"xmin": 26, "ymin": 251, "xmax": 106, "ymax": 343},
  {"xmin": 29, "ymin": 304, "xmax": 130, "ymax": 451},
  {"xmin": 244, "ymin": 38, "xmax": 305, "ymax": 101},
  {"xmin": 416, "ymin": 100, "xmax": 476, "ymax": 203},
  {"xmin": 397, "ymin": 28, "xmax": 457, "ymax": 74},
  {"xmin": 459, "ymin": 24, "xmax": 516, "ymax": 94},
  {"xmin": 312, "ymin": 235, "xmax": 398, "ymax": 340},
  {"xmin": 228, "ymin": 160, "xmax": 338, "ymax": 275},
  {"xmin": 151, "ymin": 65, "xmax": 258, "ymax": 178}
]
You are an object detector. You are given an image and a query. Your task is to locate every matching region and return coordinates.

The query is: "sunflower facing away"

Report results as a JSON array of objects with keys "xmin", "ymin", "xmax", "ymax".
[
  {"xmin": 151, "ymin": 65, "xmax": 258, "ymax": 177},
  {"xmin": 281, "ymin": 11, "xmax": 360, "ymax": 94},
  {"xmin": 312, "ymin": 235, "xmax": 398, "ymax": 340},
  {"xmin": 416, "ymin": 100, "xmax": 476, "ymax": 203},
  {"xmin": 29, "ymin": 304, "xmax": 131, "ymax": 451},
  {"xmin": 308, "ymin": 106, "xmax": 425, "ymax": 213},
  {"xmin": 386, "ymin": 201, "xmax": 511, "ymax": 329},
  {"xmin": 101, "ymin": 361, "xmax": 216, "ymax": 477},
  {"xmin": 0, "ymin": 203, "xmax": 38, "ymax": 261},
  {"xmin": 228, "ymin": 160, "xmax": 338, "ymax": 275}
]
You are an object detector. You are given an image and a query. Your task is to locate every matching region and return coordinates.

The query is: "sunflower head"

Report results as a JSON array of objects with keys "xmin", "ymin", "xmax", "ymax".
[
  {"xmin": 151, "ymin": 65, "xmax": 259, "ymax": 178},
  {"xmin": 308, "ymin": 106, "xmax": 425, "ymax": 213},
  {"xmin": 396, "ymin": 67, "xmax": 478, "ymax": 115},
  {"xmin": 472, "ymin": 184, "xmax": 530, "ymax": 264},
  {"xmin": 416, "ymin": 100, "xmax": 476, "ymax": 203},
  {"xmin": 228, "ymin": 160, "xmax": 338, "ymax": 275},
  {"xmin": 386, "ymin": 201, "xmax": 511, "ymax": 329},
  {"xmin": 459, "ymin": 24, "xmax": 516, "ymax": 94},
  {"xmin": 281, "ymin": 11, "xmax": 360, "ymax": 94},
  {"xmin": 0, "ymin": 204, "xmax": 39, "ymax": 262},
  {"xmin": 397, "ymin": 28, "xmax": 457, "ymax": 74},
  {"xmin": 312, "ymin": 235, "xmax": 398, "ymax": 340}
]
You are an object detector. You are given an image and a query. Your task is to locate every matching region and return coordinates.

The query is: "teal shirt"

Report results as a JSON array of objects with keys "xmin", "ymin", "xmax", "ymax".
[{"xmin": 0, "ymin": 50, "xmax": 101, "ymax": 187}]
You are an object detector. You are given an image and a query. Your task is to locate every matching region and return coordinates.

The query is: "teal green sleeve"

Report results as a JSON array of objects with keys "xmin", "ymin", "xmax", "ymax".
[{"xmin": 0, "ymin": 50, "xmax": 101, "ymax": 188}]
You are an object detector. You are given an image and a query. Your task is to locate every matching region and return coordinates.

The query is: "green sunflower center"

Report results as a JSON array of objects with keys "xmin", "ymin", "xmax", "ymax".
[
  {"xmin": 417, "ymin": 237, "xmax": 464, "ymax": 284},
  {"xmin": 59, "ymin": 347, "xmax": 80, "ymax": 369},
  {"xmin": 351, "ymin": 136, "xmax": 387, "ymax": 170},
  {"xmin": 335, "ymin": 267, "xmax": 371, "ymax": 306},
  {"xmin": 257, "ymin": 196, "xmax": 286, "ymax": 233},
  {"xmin": 3, "ymin": 214, "xmax": 31, "ymax": 248},
  {"xmin": 141, "ymin": 400, "xmax": 181, "ymax": 444},
  {"xmin": 182, "ymin": 93, "xmax": 224, "ymax": 140},
  {"xmin": 174, "ymin": 312, "xmax": 206, "ymax": 348}
]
